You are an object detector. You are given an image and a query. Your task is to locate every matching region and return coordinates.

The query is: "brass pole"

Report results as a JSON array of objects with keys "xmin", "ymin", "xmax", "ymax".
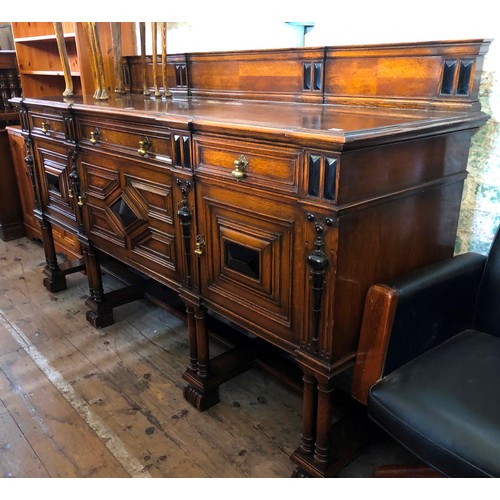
[{"xmin": 53, "ymin": 22, "xmax": 74, "ymax": 97}]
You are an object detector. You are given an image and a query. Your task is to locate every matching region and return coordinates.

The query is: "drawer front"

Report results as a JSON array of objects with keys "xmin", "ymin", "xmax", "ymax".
[
  {"xmin": 194, "ymin": 134, "xmax": 302, "ymax": 195},
  {"xmin": 30, "ymin": 110, "xmax": 66, "ymax": 141},
  {"xmin": 80, "ymin": 150, "xmax": 182, "ymax": 288},
  {"xmin": 78, "ymin": 116, "xmax": 173, "ymax": 166}
]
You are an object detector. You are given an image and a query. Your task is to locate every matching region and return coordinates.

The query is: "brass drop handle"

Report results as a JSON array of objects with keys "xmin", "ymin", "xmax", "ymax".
[
  {"xmin": 194, "ymin": 235, "xmax": 205, "ymax": 256},
  {"xmin": 138, "ymin": 137, "xmax": 151, "ymax": 157},
  {"xmin": 77, "ymin": 195, "xmax": 85, "ymax": 207},
  {"xmin": 41, "ymin": 121, "xmax": 51, "ymax": 134},
  {"xmin": 68, "ymin": 188, "xmax": 73, "ymax": 199},
  {"xmin": 89, "ymin": 128, "xmax": 100, "ymax": 145},
  {"xmin": 232, "ymin": 155, "xmax": 248, "ymax": 180}
]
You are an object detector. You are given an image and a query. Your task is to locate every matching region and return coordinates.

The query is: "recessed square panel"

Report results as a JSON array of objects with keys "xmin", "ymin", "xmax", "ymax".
[
  {"xmin": 46, "ymin": 172, "xmax": 61, "ymax": 194},
  {"xmin": 224, "ymin": 241, "xmax": 260, "ymax": 280}
]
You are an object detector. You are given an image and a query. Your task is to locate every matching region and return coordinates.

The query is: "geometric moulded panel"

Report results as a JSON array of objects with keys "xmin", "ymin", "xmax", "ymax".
[
  {"xmin": 457, "ymin": 60, "xmax": 474, "ymax": 96},
  {"xmin": 440, "ymin": 60, "xmax": 457, "ymax": 95},
  {"xmin": 313, "ymin": 63, "xmax": 322, "ymax": 91},
  {"xmin": 308, "ymin": 155, "xmax": 321, "ymax": 197},
  {"xmin": 224, "ymin": 240, "xmax": 260, "ymax": 280},
  {"xmin": 303, "ymin": 62, "xmax": 323, "ymax": 92},
  {"xmin": 303, "ymin": 63, "xmax": 312, "ymax": 91},
  {"xmin": 323, "ymin": 157, "xmax": 337, "ymax": 201},
  {"xmin": 440, "ymin": 59, "xmax": 474, "ymax": 97},
  {"xmin": 307, "ymin": 154, "xmax": 338, "ymax": 202},
  {"xmin": 46, "ymin": 172, "xmax": 61, "ymax": 194},
  {"xmin": 111, "ymin": 198, "xmax": 139, "ymax": 227}
]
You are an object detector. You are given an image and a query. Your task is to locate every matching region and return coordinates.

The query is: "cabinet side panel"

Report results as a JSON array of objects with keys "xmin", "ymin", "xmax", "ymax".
[
  {"xmin": 332, "ymin": 181, "xmax": 464, "ymax": 361},
  {"xmin": 338, "ymin": 131, "xmax": 472, "ymax": 205}
]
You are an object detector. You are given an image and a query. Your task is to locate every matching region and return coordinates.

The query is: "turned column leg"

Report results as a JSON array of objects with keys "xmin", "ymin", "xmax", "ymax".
[
  {"xmin": 300, "ymin": 372, "xmax": 317, "ymax": 455},
  {"xmin": 39, "ymin": 217, "xmax": 67, "ymax": 292},
  {"xmin": 186, "ymin": 305, "xmax": 198, "ymax": 373},
  {"xmin": 83, "ymin": 243, "xmax": 114, "ymax": 328},
  {"xmin": 314, "ymin": 380, "xmax": 334, "ymax": 464},
  {"xmin": 292, "ymin": 366, "xmax": 370, "ymax": 477},
  {"xmin": 292, "ymin": 370, "xmax": 336, "ymax": 477},
  {"xmin": 195, "ymin": 305, "xmax": 210, "ymax": 378},
  {"xmin": 182, "ymin": 302, "xmax": 219, "ymax": 411}
]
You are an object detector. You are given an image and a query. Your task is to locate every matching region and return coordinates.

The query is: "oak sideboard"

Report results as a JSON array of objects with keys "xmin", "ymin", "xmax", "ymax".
[{"xmin": 12, "ymin": 38, "xmax": 491, "ymax": 477}]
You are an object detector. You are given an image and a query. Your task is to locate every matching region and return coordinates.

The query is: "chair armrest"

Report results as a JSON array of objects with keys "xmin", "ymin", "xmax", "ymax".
[{"xmin": 352, "ymin": 252, "xmax": 487, "ymax": 405}]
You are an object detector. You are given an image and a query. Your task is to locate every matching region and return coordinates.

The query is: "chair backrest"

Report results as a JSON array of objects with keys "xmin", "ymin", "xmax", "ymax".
[{"xmin": 474, "ymin": 225, "xmax": 500, "ymax": 335}]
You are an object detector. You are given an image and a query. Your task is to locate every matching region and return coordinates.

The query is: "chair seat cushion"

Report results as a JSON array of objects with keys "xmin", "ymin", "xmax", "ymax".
[{"xmin": 368, "ymin": 330, "xmax": 500, "ymax": 477}]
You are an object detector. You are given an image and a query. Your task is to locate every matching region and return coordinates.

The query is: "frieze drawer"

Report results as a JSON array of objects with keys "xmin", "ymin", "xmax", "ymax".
[
  {"xmin": 30, "ymin": 111, "xmax": 66, "ymax": 141},
  {"xmin": 194, "ymin": 134, "xmax": 302, "ymax": 195},
  {"xmin": 77, "ymin": 116, "xmax": 173, "ymax": 165}
]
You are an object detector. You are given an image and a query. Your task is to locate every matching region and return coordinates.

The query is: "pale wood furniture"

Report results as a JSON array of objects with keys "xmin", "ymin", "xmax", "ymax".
[
  {"xmin": 10, "ymin": 22, "xmax": 134, "ymax": 99},
  {"xmin": 8, "ymin": 22, "xmax": 133, "ymax": 255},
  {"xmin": 0, "ymin": 124, "xmax": 23, "ymax": 240},
  {"xmin": 5, "ymin": 125, "xmax": 40, "ymax": 241},
  {"xmin": 12, "ymin": 39, "xmax": 491, "ymax": 477},
  {"xmin": 0, "ymin": 49, "xmax": 23, "ymax": 241}
]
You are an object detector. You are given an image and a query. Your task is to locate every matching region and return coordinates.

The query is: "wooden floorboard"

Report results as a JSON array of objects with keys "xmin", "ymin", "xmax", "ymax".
[
  {"xmin": 0, "ymin": 237, "xmax": 302, "ymax": 478},
  {"xmin": 0, "ymin": 237, "xmax": 419, "ymax": 483}
]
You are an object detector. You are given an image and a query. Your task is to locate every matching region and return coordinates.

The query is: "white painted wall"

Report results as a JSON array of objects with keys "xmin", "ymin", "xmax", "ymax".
[
  {"xmin": 14, "ymin": 0, "xmax": 500, "ymax": 252},
  {"xmin": 159, "ymin": 3, "xmax": 500, "ymax": 255},
  {"xmin": 302, "ymin": 3, "xmax": 500, "ymax": 253},
  {"xmin": 158, "ymin": 10, "xmax": 500, "ymax": 254}
]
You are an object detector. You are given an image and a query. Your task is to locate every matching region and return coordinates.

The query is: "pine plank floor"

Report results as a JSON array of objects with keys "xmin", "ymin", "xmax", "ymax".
[{"xmin": 0, "ymin": 236, "xmax": 410, "ymax": 480}]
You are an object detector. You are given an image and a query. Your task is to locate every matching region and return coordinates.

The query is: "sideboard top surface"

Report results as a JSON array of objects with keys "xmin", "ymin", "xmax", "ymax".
[
  {"xmin": 16, "ymin": 93, "xmax": 489, "ymax": 148},
  {"xmin": 13, "ymin": 38, "xmax": 492, "ymax": 147}
]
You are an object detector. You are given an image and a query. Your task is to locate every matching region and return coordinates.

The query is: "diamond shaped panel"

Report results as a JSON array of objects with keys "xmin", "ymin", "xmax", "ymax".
[{"xmin": 111, "ymin": 198, "xmax": 139, "ymax": 227}]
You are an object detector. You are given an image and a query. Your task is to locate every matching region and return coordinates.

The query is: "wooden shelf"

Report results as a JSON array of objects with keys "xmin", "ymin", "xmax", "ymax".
[
  {"xmin": 20, "ymin": 70, "xmax": 81, "ymax": 77},
  {"xmin": 10, "ymin": 22, "xmax": 134, "ymax": 99},
  {"xmin": 10, "ymin": 22, "xmax": 74, "ymax": 39},
  {"xmin": 14, "ymin": 33, "xmax": 76, "ymax": 43}
]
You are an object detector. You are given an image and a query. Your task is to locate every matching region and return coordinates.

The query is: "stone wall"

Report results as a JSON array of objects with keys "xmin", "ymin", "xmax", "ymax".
[{"xmin": 456, "ymin": 42, "xmax": 500, "ymax": 255}]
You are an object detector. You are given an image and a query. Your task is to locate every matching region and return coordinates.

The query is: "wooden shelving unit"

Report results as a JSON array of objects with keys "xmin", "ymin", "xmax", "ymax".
[{"xmin": 11, "ymin": 22, "xmax": 134, "ymax": 98}]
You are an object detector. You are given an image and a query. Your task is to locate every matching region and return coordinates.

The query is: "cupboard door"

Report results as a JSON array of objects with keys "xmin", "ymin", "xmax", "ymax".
[
  {"xmin": 196, "ymin": 182, "xmax": 304, "ymax": 352},
  {"xmin": 33, "ymin": 138, "xmax": 78, "ymax": 233},
  {"xmin": 80, "ymin": 150, "xmax": 182, "ymax": 288}
]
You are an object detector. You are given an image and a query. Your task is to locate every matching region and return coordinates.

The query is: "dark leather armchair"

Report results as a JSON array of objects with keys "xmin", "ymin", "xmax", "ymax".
[{"xmin": 352, "ymin": 225, "xmax": 500, "ymax": 477}]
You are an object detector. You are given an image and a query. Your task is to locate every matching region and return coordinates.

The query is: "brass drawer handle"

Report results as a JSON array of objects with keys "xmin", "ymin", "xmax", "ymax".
[
  {"xmin": 89, "ymin": 128, "xmax": 100, "ymax": 145},
  {"xmin": 41, "ymin": 121, "xmax": 51, "ymax": 134},
  {"xmin": 232, "ymin": 155, "xmax": 248, "ymax": 180},
  {"xmin": 138, "ymin": 137, "xmax": 151, "ymax": 157},
  {"xmin": 77, "ymin": 195, "xmax": 85, "ymax": 207},
  {"xmin": 194, "ymin": 234, "xmax": 205, "ymax": 256}
]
